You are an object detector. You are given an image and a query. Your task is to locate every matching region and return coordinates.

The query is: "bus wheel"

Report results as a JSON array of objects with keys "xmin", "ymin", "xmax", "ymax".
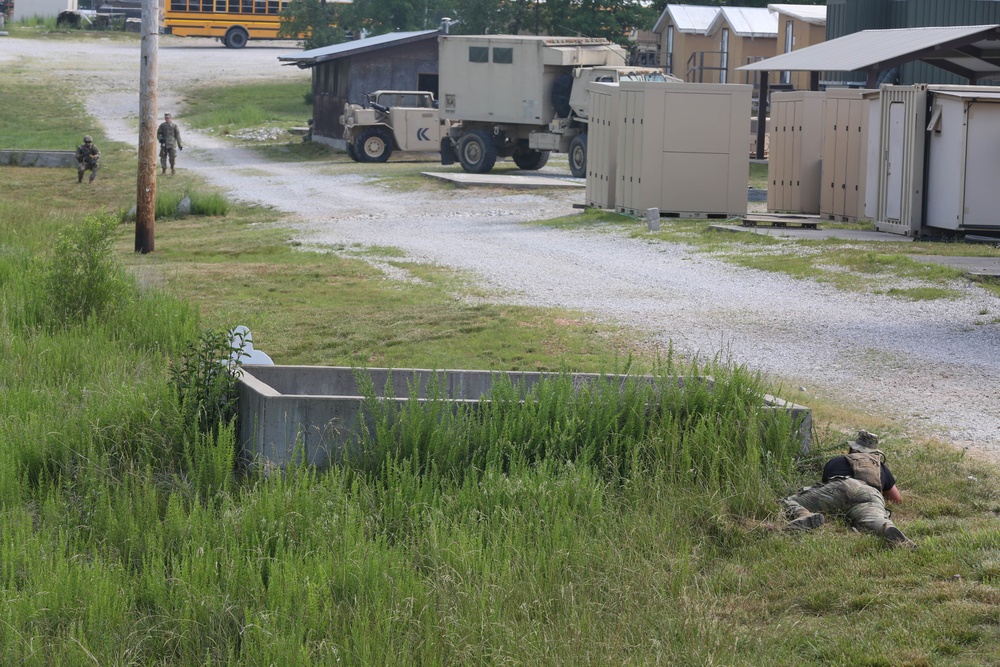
[{"xmin": 224, "ymin": 27, "xmax": 249, "ymax": 49}]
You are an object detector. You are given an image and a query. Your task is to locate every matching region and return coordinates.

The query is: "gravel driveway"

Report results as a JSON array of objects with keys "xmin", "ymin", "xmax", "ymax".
[{"xmin": 4, "ymin": 35, "xmax": 999, "ymax": 459}]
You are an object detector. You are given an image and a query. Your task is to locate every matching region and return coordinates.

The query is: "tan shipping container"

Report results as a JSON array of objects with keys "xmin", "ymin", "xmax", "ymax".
[
  {"xmin": 766, "ymin": 91, "xmax": 824, "ymax": 214},
  {"xmin": 614, "ymin": 82, "xmax": 751, "ymax": 217},
  {"xmin": 820, "ymin": 89, "xmax": 873, "ymax": 222},
  {"xmin": 585, "ymin": 82, "xmax": 621, "ymax": 209}
]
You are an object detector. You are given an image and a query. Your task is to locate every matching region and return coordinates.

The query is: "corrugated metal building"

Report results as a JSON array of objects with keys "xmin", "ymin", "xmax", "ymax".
[{"xmin": 828, "ymin": 0, "xmax": 1000, "ymax": 84}]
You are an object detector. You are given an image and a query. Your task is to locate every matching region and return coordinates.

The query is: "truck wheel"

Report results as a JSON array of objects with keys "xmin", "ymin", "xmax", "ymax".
[
  {"xmin": 458, "ymin": 130, "xmax": 497, "ymax": 174},
  {"xmin": 356, "ymin": 128, "xmax": 393, "ymax": 163},
  {"xmin": 569, "ymin": 134, "xmax": 588, "ymax": 178},
  {"xmin": 512, "ymin": 149, "xmax": 550, "ymax": 171},
  {"xmin": 224, "ymin": 27, "xmax": 249, "ymax": 49},
  {"xmin": 345, "ymin": 139, "xmax": 359, "ymax": 162}
]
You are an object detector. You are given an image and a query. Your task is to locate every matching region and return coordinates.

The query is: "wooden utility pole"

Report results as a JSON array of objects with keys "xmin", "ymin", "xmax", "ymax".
[{"xmin": 135, "ymin": 0, "xmax": 158, "ymax": 254}]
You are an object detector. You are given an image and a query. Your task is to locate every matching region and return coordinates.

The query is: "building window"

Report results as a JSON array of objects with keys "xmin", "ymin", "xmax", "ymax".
[
  {"xmin": 782, "ymin": 19, "xmax": 793, "ymax": 85},
  {"xmin": 469, "ymin": 46, "xmax": 489, "ymax": 63},
  {"xmin": 720, "ymin": 28, "xmax": 729, "ymax": 84},
  {"xmin": 492, "ymin": 47, "xmax": 513, "ymax": 64},
  {"xmin": 666, "ymin": 25, "xmax": 674, "ymax": 74}
]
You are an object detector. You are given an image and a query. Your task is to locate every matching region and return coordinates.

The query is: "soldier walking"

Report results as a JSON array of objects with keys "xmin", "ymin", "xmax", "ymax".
[
  {"xmin": 75, "ymin": 135, "xmax": 100, "ymax": 183},
  {"xmin": 157, "ymin": 113, "xmax": 183, "ymax": 175}
]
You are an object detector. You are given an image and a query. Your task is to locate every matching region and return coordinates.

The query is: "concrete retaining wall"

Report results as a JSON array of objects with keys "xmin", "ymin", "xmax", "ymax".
[
  {"xmin": 237, "ymin": 366, "xmax": 812, "ymax": 469},
  {"xmin": 0, "ymin": 149, "xmax": 78, "ymax": 168}
]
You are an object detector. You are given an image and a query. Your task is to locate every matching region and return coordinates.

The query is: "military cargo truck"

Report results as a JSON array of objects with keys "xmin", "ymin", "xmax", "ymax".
[
  {"xmin": 340, "ymin": 91, "xmax": 449, "ymax": 163},
  {"xmin": 437, "ymin": 34, "xmax": 674, "ymax": 177}
]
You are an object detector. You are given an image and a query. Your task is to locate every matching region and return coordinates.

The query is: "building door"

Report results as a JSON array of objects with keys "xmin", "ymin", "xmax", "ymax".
[{"xmin": 885, "ymin": 101, "xmax": 905, "ymax": 221}]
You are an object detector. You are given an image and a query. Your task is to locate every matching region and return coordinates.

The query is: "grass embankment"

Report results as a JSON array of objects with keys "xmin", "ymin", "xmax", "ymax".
[{"xmin": 1, "ymin": 66, "xmax": 999, "ymax": 665}]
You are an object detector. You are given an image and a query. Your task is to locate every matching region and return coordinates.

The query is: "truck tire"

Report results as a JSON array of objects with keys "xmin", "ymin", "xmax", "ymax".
[
  {"xmin": 569, "ymin": 134, "xmax": 587, "ymax": 178},
  {"xmin": 457, "ymin": 130, "xmax": 497, "ymax": 174},
  {"xmin": 512, "ymin": 149, "xmax": 550, "ymax": 171},
  {"xmin": 224, "ymin": 27, "xmax": 249, "ymax": 49},
  {"xmin": 356, "ymin": 127, "xmax": 393, "ymax": 163},
  {"xmin": 345, "ymin": 139, "xmax": 359, "ymax": 162}
]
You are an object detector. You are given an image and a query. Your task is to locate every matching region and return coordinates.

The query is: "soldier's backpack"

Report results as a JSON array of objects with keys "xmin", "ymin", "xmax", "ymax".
[{"xmin": 846, "ymin": 446, "xmax": 885, "ymax": 491}]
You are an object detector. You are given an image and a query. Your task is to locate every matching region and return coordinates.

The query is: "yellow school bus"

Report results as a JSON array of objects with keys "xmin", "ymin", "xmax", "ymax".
[{"xmin": 162, "ymin": 0, "xmax": 290, "ymax": 49}]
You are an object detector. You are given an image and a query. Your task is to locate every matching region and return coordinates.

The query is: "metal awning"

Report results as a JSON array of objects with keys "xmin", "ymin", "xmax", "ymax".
[
  {"xmin": 278, "ymin": 30, "xmax": 439, "ymax": 68},
  {"xmin": 739, "ymin": 25, "xmax": 1000, "ymax": 83}
]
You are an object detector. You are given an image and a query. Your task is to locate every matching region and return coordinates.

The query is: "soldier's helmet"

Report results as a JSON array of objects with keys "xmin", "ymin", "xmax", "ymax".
[
  {"xmin": 84, "ymin": 135, "xmax": 93, "ymax": 143},
  {"xmin": 849, "ymin": 429, "xmax": 882, "ymax": 455}
]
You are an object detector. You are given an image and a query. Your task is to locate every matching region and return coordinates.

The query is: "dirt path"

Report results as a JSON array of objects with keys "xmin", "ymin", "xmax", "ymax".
[{"xmin": 5, "ymin": 35, "xmax": 999, "ymax": 459}]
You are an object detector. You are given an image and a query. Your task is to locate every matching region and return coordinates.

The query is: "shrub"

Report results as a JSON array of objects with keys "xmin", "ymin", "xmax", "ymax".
[
  {"xmin": 169, "ymin": 328, "xmax": 246, "ymax": 438},
  {"xmin": 44, "ymin": 212, "xmax": 135, "ymax": 327}
]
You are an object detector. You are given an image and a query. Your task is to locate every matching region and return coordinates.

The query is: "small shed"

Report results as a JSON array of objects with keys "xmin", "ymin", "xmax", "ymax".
[
  {"xmin": 612, "ymin": 81, "xmax": 751, "ymax": 218},
  {"xmin": 768, "ymin": 4, "xmax": 827, "ymax": 90},
  {"xmin": 278, "ymin": 30, "xmax": 440, "ymax": 150},
  {"xmin": 651, "ymin": 4, "xmax": 720, "ymax": 80},
  {"xmin": 924, "ymin": 88, "xmax": 1000, "ymax": 232}
]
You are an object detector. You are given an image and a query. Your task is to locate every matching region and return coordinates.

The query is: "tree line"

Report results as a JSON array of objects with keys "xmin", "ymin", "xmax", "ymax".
[{"xmin": 281, "ymin": 0, "xmax": 825, "ymax": 50}]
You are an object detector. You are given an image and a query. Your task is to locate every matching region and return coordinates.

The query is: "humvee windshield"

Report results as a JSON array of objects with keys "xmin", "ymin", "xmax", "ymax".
[
  {"xmin": 373, "ymin": 93, "xmax": 435, "ymax": 108},
  {"xmin": 618, "ymin": 72, "xmax": 670, "ymax": 82}
]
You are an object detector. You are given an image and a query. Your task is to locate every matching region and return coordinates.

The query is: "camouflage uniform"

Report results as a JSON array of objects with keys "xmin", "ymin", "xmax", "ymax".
[
  {"xmin": 780, "ymin": 430, "xmax": 915, "ymax": 547},
  {"xmin": 75, "ymin": 136, "xmax": 100, "ymax": 183},
  {"xmin": 157, "ymin": 115, "xmax": 183, "ymax": 174}
]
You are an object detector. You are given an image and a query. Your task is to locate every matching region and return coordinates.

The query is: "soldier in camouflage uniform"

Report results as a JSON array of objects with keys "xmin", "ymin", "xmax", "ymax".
[
  {"xmin": 75, "ymin": 135, "xmax": 100, "ymax": 183},
  {"xmin": 780, "ymin": 430, "xmax": 916, "ymax": 548},
  {"xmin": 157, "ymin": 113, "xmax": 183, "ymax": 175}
]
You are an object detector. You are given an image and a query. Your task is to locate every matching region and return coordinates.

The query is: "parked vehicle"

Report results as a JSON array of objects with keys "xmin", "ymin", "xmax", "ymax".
[
  {"xmin": 437, "ymin": 34, "xmax": 677, "ymax": 177},
  {"xmin": 339, "ymin": 90, "xmax": 448, "ymax": 163}
]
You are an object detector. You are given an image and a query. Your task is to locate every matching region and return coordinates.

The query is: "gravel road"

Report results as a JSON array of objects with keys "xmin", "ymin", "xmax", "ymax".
[{"xmin": 4, "ymin": 35, "xmax": 999, "ymax": 459}]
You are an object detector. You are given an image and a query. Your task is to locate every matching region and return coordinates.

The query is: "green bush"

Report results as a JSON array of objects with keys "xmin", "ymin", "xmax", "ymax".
[
  {"xmin": 190, "ymin": 191, "xmax": 229, "ymax": 216},
  {"xmin": 169, "ymin": 328, "xmax": 246, "ymax": 438},
  {"xmin": 44, "ymin": 212, "xmax": 135, "ymax": 327}
]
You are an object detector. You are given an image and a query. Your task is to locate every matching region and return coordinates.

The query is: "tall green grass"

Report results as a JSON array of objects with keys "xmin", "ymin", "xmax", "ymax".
[{"xmin": 3, "ymin": 50, "xmax": 1000, "ymax": 665}]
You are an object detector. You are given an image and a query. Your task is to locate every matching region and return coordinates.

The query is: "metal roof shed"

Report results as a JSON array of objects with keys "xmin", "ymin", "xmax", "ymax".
[
  {"xmin": 737, "ymin": 25, "xmax": 1000, "ymax": 157},
  {"xmin": 277, "ymin": 30, "xmax": 441, "ymax": 149}
]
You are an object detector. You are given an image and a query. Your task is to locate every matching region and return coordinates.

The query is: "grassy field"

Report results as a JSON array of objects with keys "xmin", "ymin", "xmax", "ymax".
[{"xmin": 2, "ymin": 54, "xmax": 1000, "ymax": 665}]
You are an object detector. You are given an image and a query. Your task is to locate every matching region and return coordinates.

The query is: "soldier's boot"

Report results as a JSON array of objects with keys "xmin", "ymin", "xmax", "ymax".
[
  {"xmin": 89, "ymin": 173, "xmax": 96, "ymax": 183},
  {"xmin": 77, "ymin": 171, "xmax": 84, "ymax": 183},
  {"xmin": 882, "ymin": 524, "xmax": 916, "ymax": 549},
  {"xmin": 161, "ymin": 164, "xmax": 167, "ymax": 175},
  {"xmin": 785, "ymin": 511, "xmax": 825, "ymax": 531},
  {"xmin": 171, "ymin": 167, "xmax": 175, "ymax": 175}
]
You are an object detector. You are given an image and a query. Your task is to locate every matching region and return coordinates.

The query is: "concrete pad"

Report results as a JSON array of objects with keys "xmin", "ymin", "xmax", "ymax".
[
  {"xmin": 710, "ymin": 224, "xmax": 914, "ymax": 243},
  {"xmin": 910, "ymin": 255, "xmax": 1000, "ymax": 277},
  {"xmin": 0, "ymin": 149, "xmax": 78, "ymax": 168},
  {"xmin": 709, "ymin": 225, "xmax": 1000, "ymax": 277},
  {"xmin": 423, "ymin": 171, "xmax": 584, "ymax": 189}
]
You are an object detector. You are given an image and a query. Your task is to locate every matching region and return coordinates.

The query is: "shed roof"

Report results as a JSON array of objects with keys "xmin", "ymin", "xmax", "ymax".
[
  {"xmin": 653, "ymin": 4, "xmax": 720, "ymax": 36},
  {"xmin": 710, "ymin": 6, "xmax": 778, "ymax": 39},
  {"xmin": 278, "ymin": 30, "xmax": 439, "ymax": 68},
  {"xmin": 767, "ymin": 4, "xmax": 826, "ymax": 26},
  {"xmin": 739, "ymin": 24, "xmax": 1000, "ymax": 82}
]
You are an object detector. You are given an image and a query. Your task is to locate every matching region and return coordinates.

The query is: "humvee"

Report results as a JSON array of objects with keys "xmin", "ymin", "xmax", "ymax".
[{"xmin": 340, "ymin": 90, "xmax": 449, "ymax": 163}]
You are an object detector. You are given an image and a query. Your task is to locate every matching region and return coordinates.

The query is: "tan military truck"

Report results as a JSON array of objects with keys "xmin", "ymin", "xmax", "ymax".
[
  {"xmin": 340, "ymin": 90, "xmax": 449, "ymax": 163},
  {"xmin": 437, "ymin": 34, "xmax": 675, "ymax": 177}
]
